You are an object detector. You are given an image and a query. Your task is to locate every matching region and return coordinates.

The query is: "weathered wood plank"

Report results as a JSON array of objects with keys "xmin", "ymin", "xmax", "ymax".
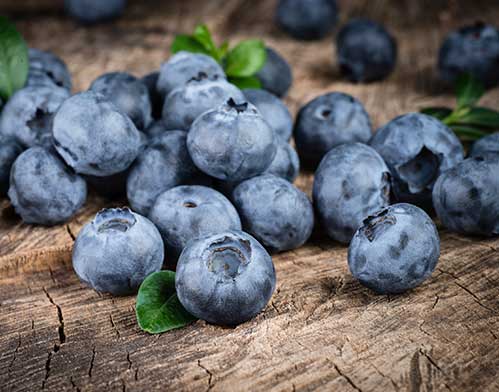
[{"xmin": 1, "ymin": 1, "xmax": 499, "ymax": 391}]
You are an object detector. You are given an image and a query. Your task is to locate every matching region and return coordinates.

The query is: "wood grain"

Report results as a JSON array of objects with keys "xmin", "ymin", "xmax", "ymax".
[{"xmin": 1, "ymin": 1, "xmax": 499, "ymax": 391}]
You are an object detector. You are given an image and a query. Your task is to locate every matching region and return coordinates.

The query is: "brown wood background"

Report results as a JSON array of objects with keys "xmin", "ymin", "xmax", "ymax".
[{"xmin": 1, "ymin": 0, "xmax": 499, "ymax": 391}]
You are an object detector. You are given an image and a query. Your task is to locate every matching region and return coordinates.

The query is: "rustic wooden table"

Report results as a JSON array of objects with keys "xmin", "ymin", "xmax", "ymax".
[{"xmin": 1, "ymin": 1, "xmax": 499, "ymax": 391}]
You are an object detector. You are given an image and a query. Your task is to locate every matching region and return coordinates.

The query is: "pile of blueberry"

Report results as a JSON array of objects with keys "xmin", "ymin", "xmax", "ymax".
[{"xmin": 1, "ymin": 3, "xmax": 499, "ymax": 329}]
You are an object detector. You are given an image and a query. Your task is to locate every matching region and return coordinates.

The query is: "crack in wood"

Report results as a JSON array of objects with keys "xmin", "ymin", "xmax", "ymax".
[
  {"xmin": 197, "ymin": 360, "xmax": 214, "ymax": 391},
  {"xmin": 88, "ymin": 347, "xmax": 96, "ymax": 378},
  {"xmin": 65, "ymin": 225, "xmax": 76, "ymax": 241},
  {"xmin": 453, "ymin": 282, "xmax": 496, "ymax": 314},
  {"xmin": 8, "ymin": 333, "xmax": 21, "ymax": 374},
  {"xmin": 42, "ymin": 287, "xmax": 66, "ymax": 344},
  {"xmin": 126, "ymin": 351, "xmax": 132, "ymax": 370},
  {"xmin": 109, "ymin": 313, "xmax": 121, "ymax": 339},
  {"xmin": 332, "ymin": 363, "xmax": 363, "ymax": 392}
]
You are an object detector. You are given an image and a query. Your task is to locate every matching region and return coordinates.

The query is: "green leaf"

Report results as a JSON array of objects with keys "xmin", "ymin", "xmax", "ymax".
[
  {"xmin": 217, "ymin": 41, "xmax": 230, "ymax": 61},
  {"xmin": 450, "ymin": 124, "xmax": 490, "ymax": 141},
  {"xmin": 455, "ymin": 107, "xmax": 499, "ymax": 129},
  {"xmin": 456, "ymin": 73, "xmax": 485, "ymax": 109},
  {"xmin": 193, "ymin": 25, "xmax": 218, "ymax": 58},
  {"xmin": 136, "ymin": 271, "xmax": 196, "ymax": 334},
  {"xmin": 224, "ymin": 39, "xmax": 266, "ymax": 77},
  {"xmin": 420, "ymin": 107, "xmax": 453, "ymax": 121},
  {"xmin": 229, "ymin": 75, "xmax": 262, "ymax": 89},
  {"xmin": 0, "ymin": 16, "xmax": 28, "ymax": 100},
  {"xmin": 171, "ymin": 35, "xmax": 210, "ymax": 56}
]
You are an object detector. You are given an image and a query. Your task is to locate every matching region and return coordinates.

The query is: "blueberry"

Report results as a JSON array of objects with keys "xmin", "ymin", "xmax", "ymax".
[
  {"xmin": 175, "ymin": 230, "xmax": 276, "ymax": 325},
  {"xmin": 157, "ymin": 51, "xmax": 225, "ymax": 99},
  {"xmin": 188, "ymin": 99, "xmax": 276, "ymax": 181},
  {"xmin": 53, "ymin": 91, "xmax": 141, "ymax": 177},
  {"xmin": 469, "ymin": 133, "xmax": 499, "ymax": 158},
  {"xmin": 0, "ymin": 137, "xmax": 23, "ymax": 196},
  {"xmin": 244, "ymin": 88, "xmax": 293, "ymax": 141},
  {"xmin": 64, "ymin": 0, "xmax": 127, "ymax": 24},
  {"xmin": 256, "ymin": 47, "xmax": 293, "ymax": 97},
  {"xmin": 127, "ymin": 131, "xmax": 209, "ymax": 216},
  {"xmin": 140, "ymin": 72, "xmax": 163, "ymax": 120},
  {"xmin": 370, "ymin": 113, "xmax": 464, "ymax": 210},
  {"xmin": 433, "ymin": 156, "xmax": 499, "ymax": 236},
  {"xmin": 72, "ymin": 207, "xmax": 163, "ymax": 296},
  {"xmin": 162, "ymin": 73, "xmax": 244, "ymax": 131},
  {"xmin": 149, "ymin": 185, "xmax": 241, "ymax": 262},
  {"xmin": 233, "ymin": 174, "xmax": 314, "ymax": 252},
  {"xmin": 27, "ymin": 48, "xmax": 72, "ymax": 91},
  {"xmin": 313, "ymin": 143, "xmax": 391, "ymax": 243},
  {"xmin": 438, "ymin": 22, "xmax": 499, "ymax": 88},
  {"xmin": 294, "ymin": 92, "xmax": 372, "ymax": 167},
  {"xmin": 8, "ymin": 147, "xmax": 87, "ymax": 225},
  {"xmin": 264, "ymin": 141, "xmax": 300, "ymax": 182},
  {"xmin": 0, "ymin": 85, "xmax": 70, "ymax": 148},
  {"xmin": 275, "ymin": 0, "xmax": 338, "ymax": 40},
  {"xmin": 337, "ymin": 19, "xmax": 397, "ymax": 83},
  {"xmin": 348, "ymin": 203, "xmax": 440, "ymax": 294},
  {"xmin": 90, "ymin": 72, "xmax": 152, "ymax": 130}
]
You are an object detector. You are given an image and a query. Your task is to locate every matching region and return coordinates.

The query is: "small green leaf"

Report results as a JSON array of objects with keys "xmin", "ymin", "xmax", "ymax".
[
  {"xmin": 171, "ymin": 35, "xmax": 210, "ymax": 55},
  {"xmin": 229, "ymin": 75, "xmax": 262, "ymax": 89},
  {"xmin": 450, "ymin": 124, "xmax": 490, "ymax": 141},
  {"xmin": 420, "ymin": 107, "xmax": 453, "ymax": 121},
  {"xmin": 456, "ymin": 107, "xmax": 499, "ymax": 129},
  {"xmin": 456, "ymin": 74, "xmax": 485, "ymax": 109},
  {"xmin": 224, "ymin": 39, "xmax": 266, "ymax": 77},
  {"xmin": 217, "ymin": 41, "xmax": 230, "ymax": 61},
  {"xmin": 193, "ymin": 25, "xmax": 218, "ymax": 59},
  {"xmin": 0, "ymin": 16, "xmax": 29, "ymax": 100},
  {"xmin": 136, "ymin": 271, "xmax": 196, "ymax": 334}
]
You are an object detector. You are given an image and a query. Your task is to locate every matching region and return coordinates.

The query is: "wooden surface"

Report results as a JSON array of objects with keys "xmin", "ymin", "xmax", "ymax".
[{"xmin": 1, "ymin": 1, "xmax": 499, "ymax": 391}]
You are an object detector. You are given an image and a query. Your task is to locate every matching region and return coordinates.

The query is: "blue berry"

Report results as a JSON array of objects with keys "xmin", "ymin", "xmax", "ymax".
[
  {"xmin": 157, "ymin": 51, "xmax": 225, "ymax": 98},
  {"xmin": 256, "ymin": 47, "xmax": 292, "ymax": 97},
  {"xmin": 72, "ymin": 207, "xmax": 163, "ymax": 295},
  {"xmin": 0, "ymin": 137, "xmax": 23, "ymax": 196},
  {"xmin": 140, "ymin": 72, "xmax": 163, "ymax": 120},
  {"xmin": 127, "ymin": 131, "xmax": 208, "ymax": 216},
  {"xmin": 294, "ymin": 92, "xmax": 372, "ymax": 167},
  {"xmin": 276, "ymin": 0, "xmax": 338, "ymax": 40},
  {"xmin": 176, "ymin": 230, "xmax": 276, "ymax": 325},
  {"xmin": 0, "ymin": 85, "xmax": 70, "ymax": 148},
  {"xmin": 187, "ymin": 99, "xmax": 276, "ymax": 181},
  {"xmin": 233, "ymin": 174, "xmax": 314, "ymax": 252},
  {"xmin": 53, "ymin": 91, "xmax": 141, "ymax": 177},
  {"xmin": 8, "ymin": 147, "xmax": 87, "ymax": 225},
  {"xmin": 337, "ymin": 19, "xmax": 397, "ymax": 83},
  {"xmin": 439, "ymin": 22, "xmax": 499, "ymax": 88},
  {"xmin": 90, "ymin": 72, "xmax": 152, "ymax": 130},
  {"xmin": 64, "ymin": 0, "xmax": 127, "ymax": 24},
  {"xmin": 469, "ymin": 133, "xmax": 499, "ymax": 158},
  {"xmin": 264, "ymin": 141, "xmax": 300, "ymax": 182},
  {"xmin": 244, "ymin": 88, "xmax": 293, "ymax": 141},
  {"xmin": 162, "ymin": 73, "xmax": 244, "ymax": 131},
  {"xmin": 348, "ymin": 203, "xmax": 440, "ymax": 294},
  {"xmin": 27, "ymin": 48, "xmax": 72, "ymax": 91},
  {"xmin": 370, "ymin": 113, "xmax": 464, "ymax": 210},
  {"xmin": 433, "ymin": 156, "xmax": 499, "ymax": 236},
  {"xmin": 313, "ymin": 143, "xmax": 391, "ymax": 243},
  {"xmin": 149, "ymin": 185, "xmax": 242, "ymax": 262}
]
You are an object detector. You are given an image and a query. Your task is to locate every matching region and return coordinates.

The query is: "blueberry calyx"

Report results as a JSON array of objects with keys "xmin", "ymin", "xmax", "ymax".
[
  {"xmin": 362, "ymin": 208, "xmax": 396, "ymax": 242},
  {"xmin": 94, "ymin": 207, "xmax": 136, "ymax": 233},
  {"xmin": 183, "ymin": 201, "xmax": 197, "ymax": 208},
  {"xmin": 227, "ymin": 98, "xmax": 248, "ymax": 113},
  {"xmin": 205, "ymin": 236, "xmax": 251, "ymax": 279},
  {"xmin": 189, "ymin": 71, "xmax": 209, "ymax": 83}
]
